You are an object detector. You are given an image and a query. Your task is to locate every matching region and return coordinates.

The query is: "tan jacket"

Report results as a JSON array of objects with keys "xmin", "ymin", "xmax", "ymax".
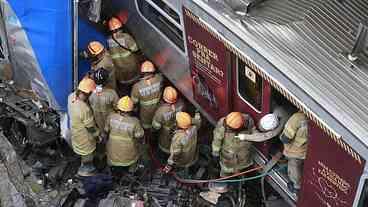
[
  {"xmin": 91, "ymin": 52, "xmax": 117, "ymax": 90},
  {"xmin": 108, "ymin": 32, "xmax": 140, "ymax": 84},
  {"xmin": 281, "ymin": 112, "xmax": 308, "ymax": 159},
  {"xmin": 131, "ymin": 74, "xmax": 163, "ymax": 129},
  {"xmin": 168, "ymin": 125, "xmax": 199, "ymax": 168},
  {"xmin": 89, "ymin": 88, "xmax": 119, "ymax": 131},
  {"xmin": 152, "ymin": 101, "xmax": 184, "ymax": 153},
  {"xmin": 68, "ymin": 92, "xmax": 99, "ymax": 156},
  {"xmin": 105, "ymin": 113, "xmax": 144, "ymax": 166},
  {"xmin": 212, "ymin": 114, "xmax": 255, "ymax": 174}
]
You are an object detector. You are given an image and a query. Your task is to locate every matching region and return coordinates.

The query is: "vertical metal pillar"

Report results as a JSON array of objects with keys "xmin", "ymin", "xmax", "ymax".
[{"xmin": 72, "ymin": 0, "xmax": 79, "ymax": 89}]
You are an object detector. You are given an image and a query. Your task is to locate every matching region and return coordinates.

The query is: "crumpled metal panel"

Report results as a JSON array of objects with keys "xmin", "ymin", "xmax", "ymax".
[
  {"xmin": 233, "ymin": 0, "xmax": 368, "ymax": 142},
  {"xmin": 0, "ymin": 0, "xmax": 58, "ymax": 108}
]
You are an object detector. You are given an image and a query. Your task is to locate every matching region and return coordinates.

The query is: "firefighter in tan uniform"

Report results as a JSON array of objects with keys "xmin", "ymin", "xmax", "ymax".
[
  {"xmin": 212, "ymin": 112, "xmax": 256, "ymax": 177},
  {"xmin": 163, "ymin": 112, "xmax": 201, "ymax": 176},
  {"xmin": 107, "ymin": 17, "xmax": 140, "ymax": 96},
  {"xmin": 88, "ymin": 68, "xmax": 119, "ymax": 168},
  {"xmin": 103, "ymin": 96, "xmax": 144, "ymax": 177},
  {"xmin": 280, "ymin": 111, "xmax": 308, "ymax": 193},
  {"xmin": 131, "ymin": 61, "xmax": 163, "ymax": 129},
  {"xmin": 85, "ymin": 41, "xmax": 117, "ymax": 90},
  {"xmin": 68, "ymin": 78, "xmax": 100, "ymax": 176},
  {"xmin": 152, "ymin": 87, "xmax": 184, "ymax": 159},
  {"xmin": 89, "ymin": 68, "xmax": 119, "ymax": 131}
]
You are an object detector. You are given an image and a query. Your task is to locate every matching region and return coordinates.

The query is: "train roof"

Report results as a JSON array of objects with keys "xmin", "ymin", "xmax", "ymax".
[{"xmin": 195, "ymin": 0, "xmax": 368, "ymax": 145}]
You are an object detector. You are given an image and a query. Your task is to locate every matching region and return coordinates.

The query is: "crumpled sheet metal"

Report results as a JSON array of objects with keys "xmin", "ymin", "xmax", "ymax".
[
  {"xmin": 0, "ymin": 163, "xmax": 27, "ymax": 207},
  {"xmin": 0, "ymin": 0, "xmax": 57, "ymax": 108}
]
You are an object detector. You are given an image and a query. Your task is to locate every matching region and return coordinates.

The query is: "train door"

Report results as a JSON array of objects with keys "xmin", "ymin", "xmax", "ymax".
[
  {"xmin": 231, "ymin": 57, "xmax": 271, "ymax": 120},
  {"xmin": 183, "ymin": 8, "xmax": 231, "ymax": 120},
  {"xmin": 231, "ymin": 56, "xmax": 271, "ymax": 153},
  {"xmin": 356, "ymin": 176, "xmax": 368, "ymax": 207},
  {"xmin": 298, "ymin": 122, "xmax": 365, "ymax": 207}
]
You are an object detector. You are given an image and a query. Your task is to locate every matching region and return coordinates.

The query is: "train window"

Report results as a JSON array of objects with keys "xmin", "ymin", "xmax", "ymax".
[
  {"xmin": 237, "ymin": 58, "xmax": 263, "ymax": 111},
  {"xmin": 150, "ymin": 0, "xmax": 180, "ymax": 24},
  {"xmin": 358, "ymin": 179, "xmax": 368, "ymax": 207},
  {"xmin": 137, "ymin": 0, "xmax": 184, "ymax": 51}
]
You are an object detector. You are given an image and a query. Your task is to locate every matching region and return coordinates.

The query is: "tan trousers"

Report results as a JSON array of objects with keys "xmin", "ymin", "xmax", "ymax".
[{"xmin": 287, "ymin": 157, "xmax": 304, "ymax": 189}]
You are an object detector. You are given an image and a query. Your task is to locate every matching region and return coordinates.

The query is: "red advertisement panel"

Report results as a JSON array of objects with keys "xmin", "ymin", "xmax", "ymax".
[
  {"xmin": 183, "ymin": 8, "xmax": 229, "ymax": 120},
  {"xmin": 298, "ymin": 122, "xmax": 365, "ymax": 207}
]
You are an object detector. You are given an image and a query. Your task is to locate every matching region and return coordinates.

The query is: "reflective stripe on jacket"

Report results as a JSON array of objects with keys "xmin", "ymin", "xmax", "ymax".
[
  {"xmin": 68, "ymin": 92, "xmax": 99, "ymax": 155},
  {"xmin": 152, "ymin": 102, "xmax": 184, "ymax": 153},
  {"xmin": 168, "ymin": 125, "xmax": 198, "ymax": 168},
  {"xmin": 105, "ymin": 113, "xmax": 144, "ymax": 166},
  {"xmin": 282, "ymin": 112, "xmax": 308, "ymax": 159},
  {"xmin": 108, "ymin": 32, "xmax": 140, "ymax": 84},
  {"xmin": 212, "ymin": 114, "xmax": 255, "ymax": 174},
  {"xmin": 89, "ymin": 88, "xmax": 119, "ymax": 131},
  {"xmin": 131, "ymin": 74, "xmax": 163, "ymax": 129}
]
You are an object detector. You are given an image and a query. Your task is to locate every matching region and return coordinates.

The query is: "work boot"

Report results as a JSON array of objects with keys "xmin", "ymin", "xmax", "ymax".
[
  {"xmin": 287, "ymin": 181, "xmax": 299, "ymax": 194},
  {"xmin": 77, "ymin": 163, "xmax": 96, "ymax": 177}
]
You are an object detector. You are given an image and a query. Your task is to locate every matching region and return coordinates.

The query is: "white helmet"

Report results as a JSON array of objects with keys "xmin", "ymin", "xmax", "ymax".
[{"xmin": 259, "ymin": 113, "xmax": 279, "ymax": 132}]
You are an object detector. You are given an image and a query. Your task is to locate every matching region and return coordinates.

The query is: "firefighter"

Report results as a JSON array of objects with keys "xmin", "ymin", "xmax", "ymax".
[
  {"xmin": 280, "ymin": 111, "xmax": 308, "ymax": 193},
  {"xmin": 67, "ymin": 78, "xmax": 100, "ymax": 176},
  {"xmin": 89, "ymin": 67, "xmax": 119, "ymax": 131},
  {"xmin": 107, "ymin": 16, "xmax": 140, "ymax": 96},
  {"xmin": 103, "ymin": 96, "xmax": 144, "ymax": 177},
  {"xmin": 152, "ymin": 86, "xmax": 184, "ymax": 160},
  {"xmin": 88, "ymin": 68, "xmax": 119, "ymax": 169},
  {"xmin": 163, "ymin": 111, "xmax": 201, "ymax": 176},
  {"xmin": 85, "ymin": 41, "xmax": 117, "ymax": 90},
  {"xmin": 131, "ymin": 61, "xmax": 163, "ymax": 130},
  {"xmin": 212, "ymin": 112, "xmax": 256, "ymax": 177}
]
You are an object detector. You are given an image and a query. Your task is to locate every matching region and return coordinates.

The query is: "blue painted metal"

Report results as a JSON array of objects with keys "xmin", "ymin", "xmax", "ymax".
[{"xmin": 8, "ymin": 0, "xmax": 73, "ymax": 111}]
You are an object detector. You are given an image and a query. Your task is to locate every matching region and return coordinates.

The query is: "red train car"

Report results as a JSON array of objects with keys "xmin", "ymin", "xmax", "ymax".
[{"xmin": 103, "ymin": 0, "xmax": 368, "ymax": 206}]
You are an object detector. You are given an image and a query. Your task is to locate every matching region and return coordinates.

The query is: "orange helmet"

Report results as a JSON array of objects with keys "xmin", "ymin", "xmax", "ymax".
[
  {"xmin": 163, "ymin": 86, "xmax": 178, "ymax": 104},
  {"xmin": 176, "ymin": 112, "xmax": 192, "ymax": 129},
  {"xmin": 141, "ymin": 61, "xmax": 155, "ymax": 73},
  {"xmin": 117, "ymin": 96, "xmax": 134, "ymax": 112},
  {"xmin": 225, "ymin": 112, "xmax": 244, "ymax": 129},
  {"xmin": 78, "ymin": 78, "xmax": 96, "ymax": 94},
  {"xmin": 87, "ymin": 41, "xmax": 104, "ymax": 56},
  {"xmin": 108, "ymin": 17, "xmax": 122, "ymax": 31}
]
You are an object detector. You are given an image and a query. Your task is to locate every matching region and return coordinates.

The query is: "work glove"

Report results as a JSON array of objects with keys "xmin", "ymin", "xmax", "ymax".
[
  {"xmin": 212, "ymin": 154, "xmax": 220, "ymax": 163},
  {"xmin": 235, "ymin": 133, "xmax": 249, "ymax": 141},
  {"xmin": 162, "ymin": 164, "xmax": 173, "ymax": 174},
  {"xmin": 194, "ymin": 111, "xmax": 201, "ymax": 121},
  {"xmin": 98, "ymin": 132, "xmax": 108, "ymax": 144}
]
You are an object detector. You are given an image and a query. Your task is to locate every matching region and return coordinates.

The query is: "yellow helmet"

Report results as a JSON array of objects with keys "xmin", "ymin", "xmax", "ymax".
[
  {"xmin": 117, "ymin": 96, "xmax": 134, "ymax": 112},
  {"xmin": 141, "ymin": 61, "xmax": 155, "ymax": 73},
  {"xmin": 176, "ymin": 112, "xmax": 192, "ymax": 129},
  {"xmin": 87, "ymin": 41, "xmax": 104, "ymax": 56},
  {"xmin": 163, "ymin": 86, "xmax": 178, "ymax": 104},
  {"xmin": 78, "ymin": 78, "xmax": 96, "ymax": 93},
  {"xmin": 225, "ymin": 112, "xmax": 244, "ymax": 129},
  {"xmin": 108, "ymin": 17, "xmax": 122, "ymax": 31}
]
